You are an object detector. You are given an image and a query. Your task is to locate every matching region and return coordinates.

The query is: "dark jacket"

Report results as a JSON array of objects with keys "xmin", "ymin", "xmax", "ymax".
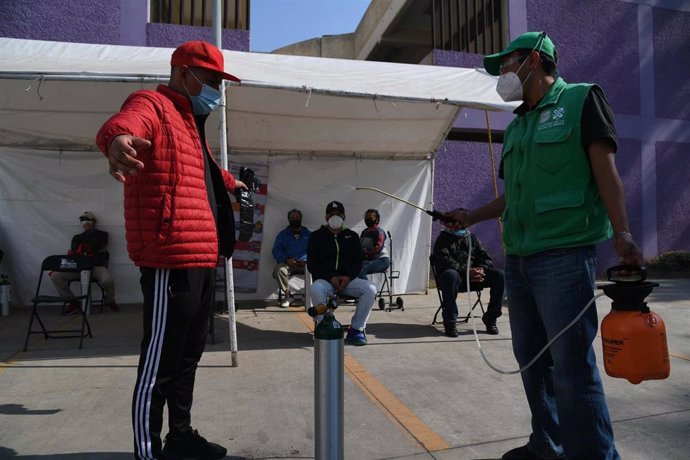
[
  {"xmin": 70, "ymin": 229, "xmax": 109, "ymax": 267},
  {"xmin": 432, "ymin": 230, "xmax": 492, "ymax": 275},
  {"xmin": 307, "ymin": 226, "xmax": 363, "ymax": 282}
]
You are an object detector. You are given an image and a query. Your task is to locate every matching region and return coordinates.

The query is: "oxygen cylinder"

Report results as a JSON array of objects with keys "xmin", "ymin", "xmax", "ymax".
[
  {"xmin": 600, "ymin": 266, "xmax": 670, "ymax": 384},
  {"xmin": 314, "ymin": 298, "xmax": 344, "ymax": 460}
]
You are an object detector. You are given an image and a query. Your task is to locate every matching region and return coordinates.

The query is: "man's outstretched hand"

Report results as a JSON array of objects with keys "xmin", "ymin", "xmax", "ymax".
[{"xmin": 107, "ymin": 135, "xmax": 150, "ymax": 182}]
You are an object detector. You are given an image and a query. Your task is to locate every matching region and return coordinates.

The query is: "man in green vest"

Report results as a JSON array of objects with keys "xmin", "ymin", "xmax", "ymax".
[{"xmin": 446, "ymin": 32, "xmax": 642, "ymax": 460}]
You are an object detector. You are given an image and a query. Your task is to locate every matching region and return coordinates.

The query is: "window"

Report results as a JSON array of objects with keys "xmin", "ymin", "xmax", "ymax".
[
  {"xmin": 431, "ymin": 0, "xmax": 505, "ymax": 54},
  {"xmin": 150, "ymin": 0, "xmax": 249, "ymax": 30}
]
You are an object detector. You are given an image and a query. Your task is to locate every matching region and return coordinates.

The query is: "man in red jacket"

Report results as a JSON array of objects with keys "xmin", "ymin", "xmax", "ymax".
[{"xmin": 97, "ymin": 41, "xmax": 246, "ymax": 460}]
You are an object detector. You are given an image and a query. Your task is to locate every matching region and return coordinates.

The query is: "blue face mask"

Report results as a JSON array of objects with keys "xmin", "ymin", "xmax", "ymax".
[
  {"xmin": 184, "ymin": 69, "xmax": 222, "ymax": 116},
  {"xmin": 453, "ymin": 228, "xmax": 468, "ymax": 237}
]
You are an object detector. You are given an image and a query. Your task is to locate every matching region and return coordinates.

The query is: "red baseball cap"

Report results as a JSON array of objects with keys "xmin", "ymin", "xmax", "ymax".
[{"xmin": 171, "ymin": 40, "xmax": 240, "ymax": 82}]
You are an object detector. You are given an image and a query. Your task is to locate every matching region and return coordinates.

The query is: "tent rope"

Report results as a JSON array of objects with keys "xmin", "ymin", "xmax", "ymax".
[{"xmin": 485, "ymin": 110, "xmax": 503, "ymax": 235}]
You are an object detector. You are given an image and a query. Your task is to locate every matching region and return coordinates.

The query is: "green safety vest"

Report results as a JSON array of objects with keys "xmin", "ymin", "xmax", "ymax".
[{"xmin": 501, "ymin": 78, "xmax": 612, "ymax": 256}]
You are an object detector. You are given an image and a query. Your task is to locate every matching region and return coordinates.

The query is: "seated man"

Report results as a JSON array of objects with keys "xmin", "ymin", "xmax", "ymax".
[
  {"xmin": 308, "ymin": 201, "xmax": 377, "ymax": 346},
  {"xmin": 50, "ymin": 211, "xmax": 118, "ymax": 313},
  {"xmin": 432, "ymin": 222, "xmax": 504, "ymax": 337},
  {"xmin": 358, "ymin": 209, "xmax": 391, "ymax": 279},
  {"xmin": 271, "ymin": 208, "xmax": 311, "ymax": 307}
]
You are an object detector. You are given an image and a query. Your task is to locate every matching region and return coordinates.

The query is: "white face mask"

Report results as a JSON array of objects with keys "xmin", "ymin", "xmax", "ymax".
[
  {"xmin": 496, "ymin": 71, "xmax": 526, "ymax": 102},
  {"xmin": 327, "ymin": 215, "xmax": 344, "ymax": 230}
]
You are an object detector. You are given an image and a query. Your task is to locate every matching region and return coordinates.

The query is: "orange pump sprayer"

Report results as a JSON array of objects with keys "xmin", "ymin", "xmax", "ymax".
[{"xmin": 599, "ymin": 266, "xmax": 670, "ymax": 384}]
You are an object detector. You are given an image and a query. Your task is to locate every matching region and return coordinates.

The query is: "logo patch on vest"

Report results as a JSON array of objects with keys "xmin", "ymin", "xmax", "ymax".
[{"xmin": 537, "ymin": 107, "xmax": 567, "ymax": 130}]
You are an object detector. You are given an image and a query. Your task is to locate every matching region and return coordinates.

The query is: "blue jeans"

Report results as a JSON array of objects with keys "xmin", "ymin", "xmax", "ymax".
[
  {"xmin": 505, "ymin": 246, "xmax": 619, "ymax": 460},
  {"xmin": 438, "ymin": 267, "xmax": 504, "ymax": 324},
  {"xmin": 310, "ymin": 278, "xmax": 377, "ymax": 331},
  {"xmin": 358, "ymin": 257, "xmax": 390, "ymax": 279}
]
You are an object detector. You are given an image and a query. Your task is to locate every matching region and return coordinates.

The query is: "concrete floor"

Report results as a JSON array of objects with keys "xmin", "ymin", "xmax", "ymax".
[{"xmin": 1, "ymin": 279, "xmax": 689, "ymax": 459}]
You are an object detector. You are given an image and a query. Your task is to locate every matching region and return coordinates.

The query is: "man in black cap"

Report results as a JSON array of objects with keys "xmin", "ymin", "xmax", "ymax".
[{"xmin": 307, "ymin": 201, "xmax": 377, "ymax": 345}]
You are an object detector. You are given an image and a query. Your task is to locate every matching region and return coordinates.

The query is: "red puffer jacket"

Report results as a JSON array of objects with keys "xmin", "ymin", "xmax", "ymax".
[{"xmin": 96, "ymin": 85, "xmax": 237, "ymax": 268}]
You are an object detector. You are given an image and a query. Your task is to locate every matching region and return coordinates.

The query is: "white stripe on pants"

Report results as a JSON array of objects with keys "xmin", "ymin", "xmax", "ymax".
[{"xmin": 134, "ymin": 268, "xmax": 169, "ymax": 459}]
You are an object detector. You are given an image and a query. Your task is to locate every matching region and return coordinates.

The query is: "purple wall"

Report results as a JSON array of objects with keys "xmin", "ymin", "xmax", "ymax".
[
  {"xmin": 0, "ymin": 0, "xmax": 249, "ymax": 51},
  {"xmin": 654, "ymin": 8, "xmax": 690, "ymax": 121},
  {"xmin": 0, "ymin": 0, "xmax": 121, "ymax": 44},
  {"xmin": 525, "ymin": 0, "xmax": 641, "ymax": 115},
  {"xmin": 656, "ymin": 142, "xmax": 690, "ymax": 252},
  {"xmin": 596, "ymin": 138, "xmax": 644, "ymax": 270},
  {"xmin": 147, "ymin": 23, "xmax": 248, "ymax": 50},
  {"xmin": 433, "ymin": 49, "xmax": 483, "ymax": 68},
  {"xmin": 433, "ymin": 141, "xmax": 506, "ymax": 268}
]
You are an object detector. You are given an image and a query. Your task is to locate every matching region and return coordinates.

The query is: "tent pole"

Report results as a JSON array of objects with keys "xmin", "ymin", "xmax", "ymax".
[
  {"xmin": 485, "ymin": 110, "xmax": 503, "ymax": 236},
  {"xmin": 426, "ymin": 156, "xmax": 435, "ymax": 295},
  {"xmin": 213, "ymin": 0, "xmax": 239, "ymax": 367}
]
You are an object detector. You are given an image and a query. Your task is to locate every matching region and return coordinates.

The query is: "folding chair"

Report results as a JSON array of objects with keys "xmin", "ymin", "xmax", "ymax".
[
  {"xmin": 429, "ymin": 254, "xmax": 485, "ymax": 325},
  {"xmin": 24, "ymin": 255, "xmax": 94, "ymax": 350},
  {"xmin": 375, "ymin": 231, "xmax": 403, "ymax": 311},
  {"xmin": 277, "ymin": 271, "xmax": 306, "ymax": 306}
]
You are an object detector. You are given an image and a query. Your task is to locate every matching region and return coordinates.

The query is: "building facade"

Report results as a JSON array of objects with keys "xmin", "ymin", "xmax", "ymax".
[{"xmin": 0, "ymin": 0, "xmax": 249, "ymax": 50}]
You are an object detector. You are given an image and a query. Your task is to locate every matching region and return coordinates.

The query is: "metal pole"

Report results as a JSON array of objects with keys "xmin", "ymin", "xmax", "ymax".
[
  {"xmin": 211, "ymin": 0, "xmax": 222, "ymax": 46},
  {"xmin": 213, "ymin": 0, "xmax": 238, "ymax": 367},
  {"xmin": 305, "ymin": 267, "xmax": 312, "ymax": 310},
  {"xmin": 314, "ymin": 306, "xmax": 344, "ymax": 460}
]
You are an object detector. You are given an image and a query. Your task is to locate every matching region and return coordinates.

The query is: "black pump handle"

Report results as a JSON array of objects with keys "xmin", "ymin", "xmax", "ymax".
[{"xmin": 607, "ymin": 265, "xmax": 647, "ymax": 283}]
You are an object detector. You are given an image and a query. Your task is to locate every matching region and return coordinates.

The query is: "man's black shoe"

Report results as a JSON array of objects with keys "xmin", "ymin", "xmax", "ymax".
[
  {"xmin": 162, "ymin": 428, "xmax": 227, "ymax": 459},
  {"xmin": 502, "ymin": 444, "xmax": 565, "ymax": 460},
  {"xmin": 482, "ymin": 315, "xmax": 499, "ymax": 335},
  {"xmin": 444, "ymin": 324, "xmax": 458, "ymax": 337}
]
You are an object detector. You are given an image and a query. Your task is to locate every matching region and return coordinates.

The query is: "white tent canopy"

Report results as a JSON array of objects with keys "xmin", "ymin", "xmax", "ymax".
[{"xmin": 0, "ymin": 38, "xmax": 513, "ymax": 305}]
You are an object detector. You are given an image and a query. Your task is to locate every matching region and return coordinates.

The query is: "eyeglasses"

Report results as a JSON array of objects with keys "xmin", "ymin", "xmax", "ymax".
[
  {"xmin": 499, "ymin": 55, "xmax": 527, "ymax": 73},
  {"xmin": 79, "ymin": 217, "xmax": 94, "ymax": 222}
]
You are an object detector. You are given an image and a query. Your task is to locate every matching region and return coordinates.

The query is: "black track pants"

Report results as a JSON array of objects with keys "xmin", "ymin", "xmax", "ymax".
[{"xmin": 132, "ymin": 267, "xmax": 214, "ymax": 460}]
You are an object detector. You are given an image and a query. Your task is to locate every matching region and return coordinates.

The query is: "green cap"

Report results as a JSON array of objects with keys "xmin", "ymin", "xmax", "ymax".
[{"xmin": 483, "ymin": 31, "xmax": 557, "ymax": 76}]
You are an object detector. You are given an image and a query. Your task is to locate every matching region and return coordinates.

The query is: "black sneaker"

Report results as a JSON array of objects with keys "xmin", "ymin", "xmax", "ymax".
[
  {"xmin": 482, "ymin": 314, "xmax": 499, "ymax": 335},
  {"xmin": 162, "ymin": 428, "xmax": 227, "ymax": 459},
  {"xmin": 443, "ymin": 324, "xmax": 458, "ymax": 337}
]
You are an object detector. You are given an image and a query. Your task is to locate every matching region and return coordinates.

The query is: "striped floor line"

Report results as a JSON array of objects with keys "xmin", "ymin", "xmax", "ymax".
[{"xmin": 296, "ymin": 312, "xmax": 449, "ymax": 453}]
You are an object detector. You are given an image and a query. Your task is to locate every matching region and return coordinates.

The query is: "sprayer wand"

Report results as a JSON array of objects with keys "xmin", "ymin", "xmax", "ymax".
[
  {"xmin": 354, "ymin": 184, "xmax": 603, "ymax": 376},
  {"xmin": 354, "ymin": 186, "xmax": 455, "ymax": 223}
]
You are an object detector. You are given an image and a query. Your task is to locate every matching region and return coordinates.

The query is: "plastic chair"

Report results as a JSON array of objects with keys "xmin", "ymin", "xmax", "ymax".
[
  {"xmin": 24, "ymin": 255, "xmax": 94, "ymax": 350},
  {"xmin": 429, "ymin": 254, "xmax": 485, "ymax": 325}
]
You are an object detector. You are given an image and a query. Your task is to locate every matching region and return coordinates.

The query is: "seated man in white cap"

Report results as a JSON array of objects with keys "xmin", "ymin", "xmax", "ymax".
[
  {"xmin": 50, "ymin": 211, "xmax": 118, "ymax": 313},
  {"xmin": 307, "ymin": 200, "xmax": 377, "ymax": 346}
]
